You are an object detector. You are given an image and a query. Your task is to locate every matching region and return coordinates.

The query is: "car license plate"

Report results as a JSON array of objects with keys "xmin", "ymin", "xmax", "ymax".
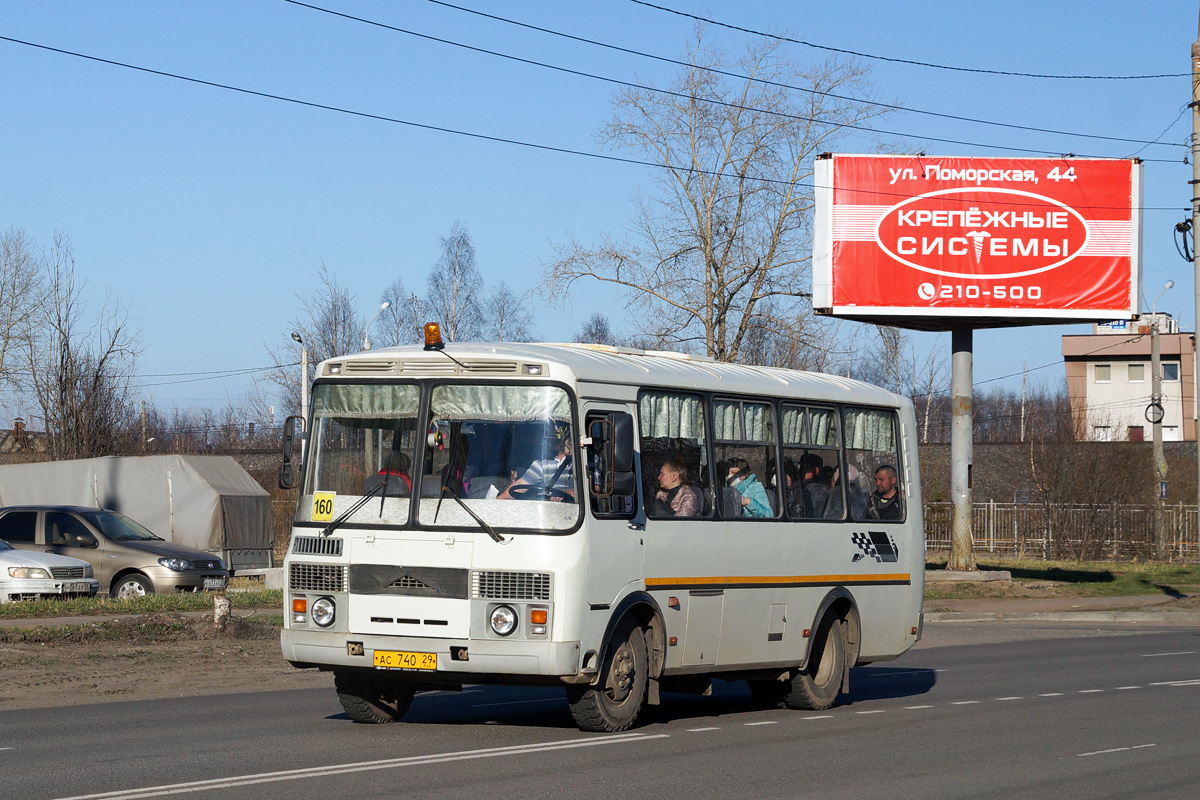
[
  {"xmin": 373, "ymin": 650, "xmax": 437, "ymax": 671},
  {"xmin": 203, "ymin": 577, "xmax": 225, "ymax": 590},
  {"xmin": 64, "ymin": 582, "xmax": 91, "ymax": 593}
]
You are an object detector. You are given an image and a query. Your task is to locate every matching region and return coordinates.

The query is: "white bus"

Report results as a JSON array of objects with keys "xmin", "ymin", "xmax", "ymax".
[{"xmin": 280, "ymin": 328, "xmax": 924, "ymax": 732}]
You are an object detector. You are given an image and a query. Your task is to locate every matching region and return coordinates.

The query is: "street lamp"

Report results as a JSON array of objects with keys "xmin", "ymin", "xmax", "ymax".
[
  {"xmin": 291, "ymin": 331, "xmax": 308, "ymax": 460},
  {"xmin": 1150, "ymin": 280, "xmax": 1173, "ymax": 559},
  {"xmin": 362, "ymin": 301, "xmax": 390, "ymax": 351}
]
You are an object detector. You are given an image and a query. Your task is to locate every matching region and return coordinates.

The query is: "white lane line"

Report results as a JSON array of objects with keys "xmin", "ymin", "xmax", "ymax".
[
  {"xmin": 0, "ymin": 747, "xmax": 12, "ymax": 752},
  {"xmin": 855, "ymin": 710, "xmax": 885, "ymax": 715},
  {"xmin": 686, "ymin": 727, "xmax": 719, "ymax": 732},
  {"xmin": 1149, "ymin": 679, "xmax": 1200, "ymax": 687},
  {"xmin": 1115, "ymin": 686, "xmax": 1141, "ymax": 690},
  {"xmin": 1078, "ymin": 689, "xmax": 1104, "ymax": 693},
  {"xmin": 1142, "ymin": 651, "xmax": 1196, "ymax": 657},
  {"xmin": 951, "ymin": 701, "xmax": 979, "ymax": 705},
  {"xmin": 904, "ymin": 705, "xmax": 933, "ymax": 709},
  {"xmin": 745, "ymin": 721, "xmax": 778, "ymax": 726},
  {"xmin": 1078, "ymin": 743, "xmax": 1155, "ymax": 758},
  {"xmin": 803, "ymin": 715, "xmax": 833, "ymax": 720},
  {"xmin": 996, "ymin": 696, "xmax": 1023, "ymax": 701},
  {"xmin": 1038, "ymin": 693, "xmax": 1064, "ymax": 697},
  {"xmin": 471, "ymin": 698, "xmax": 561, "ymax": 708},
  {"xmin": 49, "ymin": 734, "xmax": 670, "ymax": 800}
]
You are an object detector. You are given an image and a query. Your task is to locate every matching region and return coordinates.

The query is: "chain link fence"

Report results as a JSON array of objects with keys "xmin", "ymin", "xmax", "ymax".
[{"xmin": 924, "ymin": 502, "xmax": 1199, "ymax": 561}]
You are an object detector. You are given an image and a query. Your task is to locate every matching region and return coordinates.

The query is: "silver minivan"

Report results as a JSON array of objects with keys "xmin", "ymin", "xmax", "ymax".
[{"xmin": 0, "ymin": 506, "xmax": 229, "ymax": 598}]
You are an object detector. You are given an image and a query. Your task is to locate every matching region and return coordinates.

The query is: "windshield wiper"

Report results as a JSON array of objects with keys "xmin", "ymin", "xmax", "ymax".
[
  {"xmin": 441, "ymin": 484, "xmax": 505, "ymax": 544},
  {"xmin": 321, "ymin": 480, "xmax": 389, "ymax": 537},
  {"xmin": 432, "ymin": 422, "xmax": 505, "ymax": 543}
]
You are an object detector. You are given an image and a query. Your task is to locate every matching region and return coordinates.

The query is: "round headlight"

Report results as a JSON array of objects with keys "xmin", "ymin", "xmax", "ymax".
[
  {"xmin": 158, "ymin": 557, "xmax": 194, "ymax": 571},
  {"xmin": 489, "ymin": 605, "xmax": 517, "ymax": 636},
  {"xmin": 311, "ymin": 597, "xmax": 336, "ymax": 627}
]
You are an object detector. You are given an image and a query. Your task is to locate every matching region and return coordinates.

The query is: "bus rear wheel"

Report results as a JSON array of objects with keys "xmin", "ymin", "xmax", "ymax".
[
  {"xmin": 334, "ymin": 670, "xmax": 415, "ymax": 723},
  {"xmin": 783, "ymin": 613, "xmax": 846, "ymax": 711},
  {"xmin": 567, "ymin": 617, "xmax": 648, "ymax": 732}
]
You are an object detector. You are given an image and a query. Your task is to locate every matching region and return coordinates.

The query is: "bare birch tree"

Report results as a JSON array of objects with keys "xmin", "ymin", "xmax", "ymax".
[
  {"xmin": 544, "ymin": 32, "xmax": 883, "ymax": 361},
  {"xmin": 428, "ymin": 221, "xmax": 482, "ymax": 342},
  {"xmin": 482, "ymin": 282, "xmax": 535, "ymax": 342},
  {"xmin": 376, "ymin": 277, "xmax": 426, "ymax": 347},
  {"xmin": 574, "ymin": 313, "xmax": 621, "ymax": 347},
  {"xmin": 0, "ymin": 228, "xmax": 45, "ymax": 390}
]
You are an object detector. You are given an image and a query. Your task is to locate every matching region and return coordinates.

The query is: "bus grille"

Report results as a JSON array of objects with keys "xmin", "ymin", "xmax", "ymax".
[
  {"xmin": 290, "ymin": 563, "xmax": 347, "ymax": 593},
  {"xmin": 50, "ymin": 566, "xmax": 86, "ymax": 579},
  {"xmin": 292, "ymin": 536, "xmax": 343, "ymax": 557},
  {"xmin": 472, "ymin": 571, "xmax": 550, "ymax": 601}
]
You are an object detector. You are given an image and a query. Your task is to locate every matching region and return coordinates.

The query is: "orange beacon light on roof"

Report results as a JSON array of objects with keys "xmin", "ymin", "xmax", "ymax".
[{"xmin": 423, "ymin": 322, "xmax": 444, "ymax": 351}]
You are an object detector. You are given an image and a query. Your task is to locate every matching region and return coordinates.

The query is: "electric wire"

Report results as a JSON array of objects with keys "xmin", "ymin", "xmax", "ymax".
[
  {"xmin": 0, "ymin": 35, "xmax": 1188, "ymax": 211},
  {"xmin": 627, "ymin": 0, "xmax": 1189, "ymax": 81},
  {"xmin": 413, "ymin": 0, "xmax": 1186, "ymax": 151}
]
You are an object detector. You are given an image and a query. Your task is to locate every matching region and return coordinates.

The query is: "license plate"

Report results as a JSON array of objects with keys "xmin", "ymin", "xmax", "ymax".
[
  {"xmin": 373, "ymin": 650, "xmax": 437, "ymax": 671},
  {"xmin": 64, "ymin": 582, "xmax": 91, "ymax": 593},
  {"xmin": 203, "ymin": 577, "xmax": 225, "ymax": 590}
]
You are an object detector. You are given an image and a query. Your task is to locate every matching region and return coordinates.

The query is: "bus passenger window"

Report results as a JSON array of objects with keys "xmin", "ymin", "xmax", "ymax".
[
  {"xmin": 713, "ymin": 399, "xmax": 778, "ymax": 519},
  {"xmin": 781, "ymin": 405, "xmax": 842, "ymax": 520},
  {"xmin": 638, "ymin": 391, "xmax": 709, "ymax": 518},
  {"xmin": 843, "ymin": 407, "xmax": 904, "ymax": 522}
]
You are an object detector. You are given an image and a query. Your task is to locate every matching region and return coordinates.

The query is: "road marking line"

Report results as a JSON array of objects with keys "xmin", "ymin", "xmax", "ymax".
[
  {"xmin": 49, "ymin": 734, "xmax": 670, "ymax": 800},
  {"xmin": 0, "ymin": 747, "xmax": 12, "ymax": 752},
  {"xmin": 1078, "ymin": 689, "xmax": 1104, "ymax": 693},
  {"xmin": 802, "ymin": 715, "xmax": 833, "ymax": 720},
  {"xmin": 1142, "ymin": 651, "xmax": 1196, "ymax": 657},
  {"xmin": 745, "ymin": 721, "xmax": 778, "ymax": 726},
  {"xmin": 1115, "ymin": 686, "xmax": 1141, "ymax": 690},
  {"xmin": 904, "ymin": 705, "xmax": 933, "ymax": 709},
  {"xmin": 1078, "ymin": 743, "xmax": 1155, "ymax": 758},
  {"xmin": 686, "ymin": 727, "xmax": 719, "ymax": 732},
  {"xmin": 471, "ymin": 698, "xmax": 561, "ymax": 708},
  {"xmin": 996, "ymin": 696, "xmax": 1023, "ymax": 701},
  {"xmin": 951, "ymin": 701, "xmax": 979, "ymax": 705},
  {"xmin": 856, "ymin": 710, "xmax": 885, "ymax": 715},
  {"xmin": 1037, "ymin": 693, "xmax": 1064, "ymax": 697},
  {"xmin": 1149, "ymin": 679, "xmax": 1200, "ymax": 687}
]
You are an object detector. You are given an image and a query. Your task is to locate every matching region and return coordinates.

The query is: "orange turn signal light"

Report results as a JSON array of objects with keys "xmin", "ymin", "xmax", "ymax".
[
  {"xmin": 423, "ymin": 322, "xmax": 445, "ymax": 351},
  {"xmin": 292, "ymin": 598, "xmax": 307, "ymax": 614},
  {"xmin": 530, "ymin": 609, "xmax": 548, "ymax": 625}
]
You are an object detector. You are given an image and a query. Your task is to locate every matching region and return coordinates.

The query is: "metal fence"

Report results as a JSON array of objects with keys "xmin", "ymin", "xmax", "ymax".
[{"xmin": 924, "ymin": 502, "xmax": 1199, "ymax": 561}]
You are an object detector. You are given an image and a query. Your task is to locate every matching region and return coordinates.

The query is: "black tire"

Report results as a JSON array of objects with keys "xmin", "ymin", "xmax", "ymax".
[
  {"xmin": 567, "ymin": 617, "xmax": 648, "ymax": 732},
  {"xmin": 783, "ymin": 614, "xmax": 846, "ymax": 711},
  {"xmin": 111, "ymin": 573, "xmax": 153, "ymax": 599},
  {"xmin": 747, "ymin": 679, "xmax": 788, "ymax": 709},
  {"xmin": 334, "ymin": 670, "xmax": 415, "ymax": 723}
]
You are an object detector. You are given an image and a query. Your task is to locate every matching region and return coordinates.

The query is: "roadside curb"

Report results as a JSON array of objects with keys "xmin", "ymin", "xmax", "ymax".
[{"xmin": 926, "ymin": 610, "xmax": 1200, "ymax": 623}]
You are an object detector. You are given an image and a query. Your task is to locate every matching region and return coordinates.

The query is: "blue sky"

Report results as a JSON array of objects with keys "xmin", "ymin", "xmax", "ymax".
[{"xmin": 0, "ymin": 0, "xmax": 1194, "ymax": 414}]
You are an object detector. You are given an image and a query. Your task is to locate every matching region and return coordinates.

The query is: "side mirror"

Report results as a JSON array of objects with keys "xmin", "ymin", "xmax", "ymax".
[{"xmin": 279, "ymin": 415, "xmax": 304, "ymax": 490}]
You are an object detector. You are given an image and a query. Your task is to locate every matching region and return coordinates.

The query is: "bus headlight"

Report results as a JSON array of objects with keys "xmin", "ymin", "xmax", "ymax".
[
  {"xmin": 489, "ymin": 605, "xmax": 517, "ymax": 636},
  {"xmin": 311, "ymin": 597, "xmax": 336, "ymax": 627}
]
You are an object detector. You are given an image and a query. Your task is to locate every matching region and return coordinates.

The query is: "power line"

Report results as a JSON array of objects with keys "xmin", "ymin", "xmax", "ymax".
[
  {"xmin": 136, "ymin": 362, "xmax": 297, "ymax": 388},
  {"xmin": 627, "ymin": 0, "xmax": 1189, "ymax": 81},
  {"xmin": 412, "ymin": 0, "xmax": 1185, "ymax": 151},
  {"xmin": 1, "ymin": 34, "xmax": 1188, "ymax": 210}
]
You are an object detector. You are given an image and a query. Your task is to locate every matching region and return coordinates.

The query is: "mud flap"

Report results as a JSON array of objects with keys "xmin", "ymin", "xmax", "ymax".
[{"xmin": 647, "ymin": 676, "xmax": 661, "ymax": 706}]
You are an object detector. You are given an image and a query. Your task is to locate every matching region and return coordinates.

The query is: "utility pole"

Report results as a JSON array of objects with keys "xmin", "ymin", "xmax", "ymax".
[
  {"xmin": 1192, "ymin": 11, "xmax": 1200, "ymax": 565},
  {"xmin": 1020, "ymin": 361, "xmax": 1028, "ymax": 443},
  {"xmin": 948, "ymin": 324, "xmax": 977, "ymax": 571},
  {"xmin": 141, "ymin": 400, "xmax": 146, "ymax": 451},
  {"xmin": 1151, "ymin": 306, "xmax": 1167, "ymax": 559}
]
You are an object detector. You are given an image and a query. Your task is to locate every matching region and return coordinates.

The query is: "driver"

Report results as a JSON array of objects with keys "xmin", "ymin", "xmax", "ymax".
[{"xmin": 499, "ymin": 422, "xmax": 575, "ymax": 501}]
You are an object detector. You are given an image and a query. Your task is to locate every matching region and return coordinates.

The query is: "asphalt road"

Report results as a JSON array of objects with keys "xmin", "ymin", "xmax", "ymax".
[{"xmin": 3, "ymin": 622, "xmax": 1198, "ymax": 800}]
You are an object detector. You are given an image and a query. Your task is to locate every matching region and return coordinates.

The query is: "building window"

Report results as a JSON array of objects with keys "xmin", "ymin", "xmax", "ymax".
[
  {"xmin": 1093, "ymin": 425, "xmax": 1112, "ymax": 441},
  {"xmin": 1128, "ymin": 426, "xmax": 1144, "ymax": 442},
  {"xmin": 1128, "ymin": 363, "xmax": 1144, "ymax": 382},
  {"xmin": 1163, "ymin": 363, "xmax": 1180, "ymax": 382},
  {"xmin": 1094, "ymin": 364, "xmax": 1111, "ymax": 383}
]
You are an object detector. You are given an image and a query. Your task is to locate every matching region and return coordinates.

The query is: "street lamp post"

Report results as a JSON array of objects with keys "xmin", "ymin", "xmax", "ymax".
[
  {"xmin": 291, "ymin": 331, "xmax": 308, "ymax": 461},
  {"xmin": 1150, "ymin": 280, "xmax": 1173, "ymax": 559},
  {"xmin": 362, "ymin": 301, "xmax": 391, "ymax": 351}
]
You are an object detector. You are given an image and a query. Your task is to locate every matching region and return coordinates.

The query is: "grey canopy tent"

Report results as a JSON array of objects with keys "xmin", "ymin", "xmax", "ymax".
[{"xmin": 0, "ymin": 455, "xmax": 272, "ymax": 571}]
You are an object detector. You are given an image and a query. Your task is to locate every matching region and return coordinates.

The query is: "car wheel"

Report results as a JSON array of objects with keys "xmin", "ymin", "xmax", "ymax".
[{"xmin": 112, "ymin": 574, "xmax": 154, "ymax": 599}]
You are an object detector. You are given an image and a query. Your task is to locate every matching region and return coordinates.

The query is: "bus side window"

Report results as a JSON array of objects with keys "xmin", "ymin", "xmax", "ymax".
[
  {"xmin": 713, "ymin": 399, "xmax": 779, "ymax": 519},
  {"xmin": 638, "ymin": 391, "xmax": 709, "ymax": 519},
  {"xmin": 781, "ymin": 405, "xmax": 842, "ymax": 521},
  {"xmin": 843, "ymin": 407, "xmax": 904, "ymax": 523}
]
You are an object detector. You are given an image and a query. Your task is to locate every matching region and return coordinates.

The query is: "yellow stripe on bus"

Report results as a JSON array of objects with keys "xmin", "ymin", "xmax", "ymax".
[{"xmin": 645, "ymin": 574, "xmax": 910, "ymax": 587}]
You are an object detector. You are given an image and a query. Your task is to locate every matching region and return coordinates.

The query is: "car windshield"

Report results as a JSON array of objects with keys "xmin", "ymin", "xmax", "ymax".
[
  {"xmin": 297, "ymin": 382, "xmax": 421, "ymax": 527},
  {"xmin": 418, "ymin": 383, "xmax": 579, "ymax": 533},
  {"xmin": 83, "ymin": 512, "xmax": 162, "ymax": 541}
]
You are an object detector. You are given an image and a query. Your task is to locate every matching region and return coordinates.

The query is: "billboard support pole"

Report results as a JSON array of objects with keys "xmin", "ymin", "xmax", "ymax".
[
  {"xmin": 948, "ymin": 324, "xmax": 977, "ymax": 571},
  {"xmin": 1192, "ymin": 13, "xmax": 1200, "ymax": 564}
]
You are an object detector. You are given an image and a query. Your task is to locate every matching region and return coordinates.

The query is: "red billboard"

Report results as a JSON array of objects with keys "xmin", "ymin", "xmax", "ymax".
[{"xmin": 813, "ymin": 154, "xmax": 1142, "ymax": 326}]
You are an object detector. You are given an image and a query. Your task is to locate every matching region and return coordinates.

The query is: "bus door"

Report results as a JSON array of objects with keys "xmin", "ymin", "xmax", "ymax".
[{"xmin": 582, "ymin": 402, "xmax": 643, "ymax": 607}]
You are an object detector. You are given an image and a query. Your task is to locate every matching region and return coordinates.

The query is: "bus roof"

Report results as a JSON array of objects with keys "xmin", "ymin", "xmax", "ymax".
[{"xmin": 314, "ymin": 342, "xmax": 906, "ymax": 408}]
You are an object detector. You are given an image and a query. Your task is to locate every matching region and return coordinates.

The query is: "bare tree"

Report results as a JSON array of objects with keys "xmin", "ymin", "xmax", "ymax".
[
  {"xmin": 428, "ymin": 221, "xmax": 482, "ymax": 342},
  {"xmin": 482, "ymin": 282, "xmax": 535, "ymax": 342},
  {"xmin": 375, "ymin": 277, "xmax": 426, "ymax": 347},
  {"xmin": 574, "ymin": 313, "xmax": 621, "ymax": 347},
  {"xmin": 0, "ymin": 228, "xmax": 45, "ymax": 391},
  {"xmin": 544, "ymin": 32, "xmax": 883, "ymax": 362},
  {"xmin": 24, "ymin": 233, "xmax": 141, "ymax": 458}
]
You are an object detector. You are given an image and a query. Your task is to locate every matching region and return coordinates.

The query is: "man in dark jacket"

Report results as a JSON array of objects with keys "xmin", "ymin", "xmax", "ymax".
[{"xmin": 870, "ymin": 464, "xmax": 902, "ymax": 520}]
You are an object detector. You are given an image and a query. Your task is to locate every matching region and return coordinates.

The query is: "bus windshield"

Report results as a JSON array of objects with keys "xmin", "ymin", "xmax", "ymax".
[
  {"xmin": 418, "ymin": 383, "xmax": 579, "ymax": 533},
  {"xmin": 298, "ymin": 382, "xmax": 421, "ymax": 527}
]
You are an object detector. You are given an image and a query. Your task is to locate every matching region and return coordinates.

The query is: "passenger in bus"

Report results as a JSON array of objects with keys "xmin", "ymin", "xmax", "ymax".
[
  {"xmin": 790, "ymin": 453, "xmax": 830, "ymax": 519},
  {"xmin": 826, "ymin": 464, "xmax": 869, "ymax": 520},
  {"xmin": 653, "ymin": 457, "xmax": 701, "ymax": 517},
  {"xmin": 363, "ymin": 451, "xmax": 412, "ymax": 496},
  {"xmin": 725, "ymin": 457, "xmax": 772, "ymax": 518},
  {"xmin": 499, "ymin": 424, "xmax": 574, "ymax": 501},
  {"xmin": 870, "ymin": 464, "xmax": 902, "ymax": 520}
]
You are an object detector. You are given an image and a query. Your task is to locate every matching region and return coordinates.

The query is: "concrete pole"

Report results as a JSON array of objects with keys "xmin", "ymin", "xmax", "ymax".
[
  {"xmin": 948, "ymin": 324, "xmax": 977, "ymax": 571},
  {"xmin": 1152, "ymin": 319, "xmax": 1167, "ymax": 558},
  {"xmin": 299, "ymin": 345, "xmax": 309, "ymax": 462},
  {"xmin": 1192, "ymin": 15, "xmax": 1200, "ymax": 563}
]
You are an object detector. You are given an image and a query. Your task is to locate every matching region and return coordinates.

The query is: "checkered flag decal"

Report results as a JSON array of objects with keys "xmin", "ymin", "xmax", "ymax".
[{"xmin": 852, "ymin": 531, "xmax": 899, "ymax": 563}]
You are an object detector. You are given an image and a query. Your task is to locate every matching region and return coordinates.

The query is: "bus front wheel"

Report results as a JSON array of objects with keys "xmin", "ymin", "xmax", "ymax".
[
  {"xmin": 334, "ymin": 670, "xmax": 415, "ymax": 723},
  {"xmin": 784, "ymin": 613, "xmax": 846, "ymax": 711},
  {"xmin": 567, "ymin": 617, "xmax": 648, "ymax": 732}
]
